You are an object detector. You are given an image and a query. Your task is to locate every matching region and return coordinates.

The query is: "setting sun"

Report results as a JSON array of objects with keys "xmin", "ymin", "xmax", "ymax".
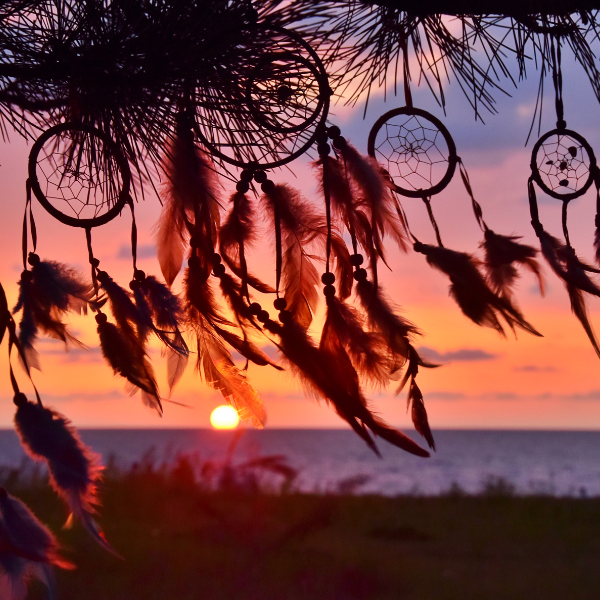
[{"xmin": 210, "ymin": 405, "xmax": 240, "ymax": 430}]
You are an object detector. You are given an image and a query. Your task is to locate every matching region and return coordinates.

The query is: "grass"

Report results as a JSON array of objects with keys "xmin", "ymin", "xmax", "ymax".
[{"xmin": 8, "ymin": 452, "xmax": 600, "ymax": 600}]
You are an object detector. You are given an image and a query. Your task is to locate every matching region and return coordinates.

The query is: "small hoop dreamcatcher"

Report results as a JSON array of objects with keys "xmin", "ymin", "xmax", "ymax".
[
  {"xmin": 28, "ymin": 122, "xmax": 131, "ymax": 229},
  {"xmin": 528, "ymin": 37, "xmax": 600, "ymax": 358},
  {"xmin": 366, "ymin": 51, "xmax": 542, "ymax": 340},
  {"xmin": 368, "ymin": 106, "xmax": 458, "ymax": 199},
  {"xmin": 195, "ymin": 25, "xmax": 330, "ymax": 170}
]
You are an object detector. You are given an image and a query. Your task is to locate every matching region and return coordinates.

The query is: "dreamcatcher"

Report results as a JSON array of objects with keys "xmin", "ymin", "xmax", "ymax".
[
  {"xmin": 368, "ymin": 98, "xmax": 543, "ymax": 338},
  {"xmin": 527, "ymin": 37, "xmax": 600, "ymax": 357}
]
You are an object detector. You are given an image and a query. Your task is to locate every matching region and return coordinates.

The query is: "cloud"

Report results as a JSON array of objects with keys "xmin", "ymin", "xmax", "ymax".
[
  {"xmin": 514, "ymin": 365, "xmax": 557, "ymax": 373},
  {"xmin": 117, "ymin": 243, "xmax": 156, "ymax": 260},
  {"xmin": 39, "ymin": 345, "xmax": 103, "ymax": 364},
  {"xmin": 418, "ymin": 346, "xmax": 499, "ymax": 363},
  {"xmin": 0, "ymin": 390, "xmax": 125, "ymax": 404}
]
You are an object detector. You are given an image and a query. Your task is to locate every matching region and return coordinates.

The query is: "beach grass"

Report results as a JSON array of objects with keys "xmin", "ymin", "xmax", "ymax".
[{"xmin": 10, "ymin": 457, "xmax": 600, "ymax": 600}]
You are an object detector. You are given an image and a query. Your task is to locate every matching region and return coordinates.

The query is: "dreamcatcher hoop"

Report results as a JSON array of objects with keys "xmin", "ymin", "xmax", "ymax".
[
  {"xmin": 530, "ymin": 127, "xmax": 596, "ymax": 202},
  {"xmin": 28, "ymin": 122, "xmax": 131, "ymax": 229},
  {"xmin": 367, "ymin": 107, "xmax": 458, "ymax": 198},
  {"xmin": 195, "ymin": 26, "xmax": 330, "ymax": 170}
]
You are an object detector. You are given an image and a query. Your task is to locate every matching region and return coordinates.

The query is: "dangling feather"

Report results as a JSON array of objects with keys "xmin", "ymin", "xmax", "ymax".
[
  {"xmin": 193, "ymin": 321, "xmax": 266, "ymax": 427},
  {"xmin": 96, "ymin": 315, "xmax": 162, "ymax": 414},
  {"xmin": 156, "ymin": 120, "xmax": 222, "ymax": 285},
  {"xmin": 595, "ymin": 225, "xmax": 600, "ymax": 269},
  {"xmin": 407, "ymin": 379, "xmax": 435, "ymax": 451},
  {"xmin": 217, "ymin": 271, "xmax": 260, "ymax": 330},
  {"xmin": 481, "ymin": 229, "xmax": 544, "ymax": 297},
  {"xmin": 0, "ymin": 488, "xmax": 74, "ymax": 600},
  {"xmin": 355, "ymin": 278, "xmax": 430, "ymax": 378},
  {"xmin": 12, "ymin": 256, "xmax": 95, "ymax": 368},
  {"xmin": 414, "ymin": 242, "xmax": 542, "ymax": 337},
  {"xmin": 539, "ymin": 229, "xmax": 600, "ymax": 357},
  {"xmin": 260, "ymin": 184, "xmax": 320, "ymax": 329},
  {"xmin": 337, "ymin": 141, "xmax": 409, "ymax": 257},
  {"xmin": 321, "ymin": 296, "xmax": 393, "ymax": 387},
  {"xmin": 0, "ymin": 282, "xmax": 9, "ymax": 347},
  {"xmin": 12, "ymin": 394, "xmax": 117, "ymax": 556},
  {"xmin": 268, "ymin": 318, "xmax": 429, "ymax": 458},
  {"xmin": 213, "ymin": 325, "xmax": 282, "ymax": 371},
  {"xmin": 184, "ymin": 266, "xmax": 266, "ymax": 427},
  {"xmin": 219, "ymin": 192, "xmax": 274, "ymax": 294}
]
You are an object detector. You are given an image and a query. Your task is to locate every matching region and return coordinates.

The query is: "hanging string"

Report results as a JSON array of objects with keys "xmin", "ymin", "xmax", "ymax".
[
  {"xmin": 422, "ymin": 195, "xmax": 443, "ymax": 247},
  {"xmin": 551, "ymin": 36, "xmax": 565, "ymax": 129},
  {"xmin": 561, "ymin": 200, "xmax": 571, "ymax": 247},
  {"xmin": 85, "ymin": 227, "xmax": 100, "ymax": 298},
  {"xmin": 7, "ymin": 318, "xmax": 42, "ymax": 405},
  {"xmin": 273, "ymin": 196, "xmax": 282, "ymax": 297},
  {"xmin": 129, "ymin": 197, "xmax": 138, "ymax": 272},
  {"xmin": 401, "ymin": 34, "xmax": 413, "ymax": 109},
  {"xmin": 21, "ymin": 179, "xmax": 37, "ymax": 270},
  {"xmin": 458, "ymin": 158, "xmax": 487, "ymax": 232},
  {"xmin": 527, "ymin": 177, "xmax": 543, "ymax": 237}
]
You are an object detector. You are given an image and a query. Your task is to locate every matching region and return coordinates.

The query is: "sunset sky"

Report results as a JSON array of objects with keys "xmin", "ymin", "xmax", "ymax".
[{"xmin": 2, "ymin": 52, "xmax": 600, "ymax": 430}]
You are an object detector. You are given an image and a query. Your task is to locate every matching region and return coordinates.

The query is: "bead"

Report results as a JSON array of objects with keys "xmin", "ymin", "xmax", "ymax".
[
  {"xmin": 129, "ymin": 279, "xmax": 140, "ymax": 290},
  {"xmin": 261, "ymin": 179, "xmax": 276, "ymax": 194},
  {"xmin": 95, "ymin": 312, "xmax": 108, "ymax": 324},
  {"xmin": 264, "ymin": 319, "xmax": 281, "ymax": 333},
  {"xmin": 249, "ymin": 302, "xmax": 262, "ymax": 315},
  {"xmin": 353, "ymin": 268, "xmax": 367, "ymax": 282},
  {"xmin": 236, "ymin": 180, "xmax": 250, "ymax": 194},
  {"xmin": 91, "ymin": 258, "xmax": 100, "ymax": 268},
  {"xmin": 278, "ymin": 310, "xmax": 292, "ymax": 324},
  {"xmin": 315, "ymin": 129, "xmax": 328, "ymax": 144},
  {"xmin": 413, "ymin": 241, "xmax": 424, "ymax": 253},
  {"xmin": 323, "ymin": 284, "xmax": 336, "ymax": 297},
  {"xmin": 254, "ymin": 170, "xmax": 267, "ymax": 183},
  {"xmin": 188, "ymin": 255, "xmax": 200, "ymax": 268},
  {"xmin": 210, "ymin": 253, "xmax": 222, "ymax": 266},
  {"xmin": 273, "ymin": 297, "xmax": 287, "ymax": 310},
  {"xmin": 349, "ymin": 253, "xmax": 364, "ymax": 266},
  {"xmin": 13, "ymin": 393, "xmax": 27, "ymax": 407},
  {"xmin": 213, "ymin": 263, "xmax": 226, "ymax": 277},
  {"xmin": 240, "ymin": 169, "xmax": 254, "ymax": 182},
  {"xmin": 189, "ymin": 234, "xmax": 200, "ymax": 248},
  {"xmin": 27, "ymin": 252, "xmax": 40, "ymax": 266},
  {"xmin": 321, "ymin": 272, "xmax": 335, "ymax": 285},
  {"xmin": 257, "ymin": 309, "xmax": 270, "ymax": 323},
  {"xmin": 332, "ymin": 136, "xmax": 347, "ymax": 150},
  {"xmin": 96, "ymin": 270, "xmax": 108, "ymax": 282},
  {"xmin": 134, "ymin": 269, "xmax": 146, "ymax": 281},
  {"xmin": 327, "ymin": 126, "xmax": 341, "ymax": 139},
  {"xmin": 317, "ymin": 142, "xmax": 331, "ymax": 156},
  {"xmin": 20, "ymin": 270, "xmax": 33, "ymax": 282}
]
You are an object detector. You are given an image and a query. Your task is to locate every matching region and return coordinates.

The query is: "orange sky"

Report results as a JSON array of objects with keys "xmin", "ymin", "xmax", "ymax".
[{"xmin": 1, "ymin": 67, "xmax": 600, "ymax": 430}]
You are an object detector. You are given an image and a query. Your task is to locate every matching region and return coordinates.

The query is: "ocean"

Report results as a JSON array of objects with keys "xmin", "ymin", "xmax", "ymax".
[{"xmin": 2, "ymin": 428, "xmax": 600, "ymax": 497}]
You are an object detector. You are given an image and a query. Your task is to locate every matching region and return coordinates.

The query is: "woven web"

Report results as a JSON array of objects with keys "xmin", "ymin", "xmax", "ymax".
[
  {"xmin": 37, "ymin": 131, "xmax": 123, "ymax": 223},
  {"xmin": 249, "ymin": 54, "xmax": 322, "ymax": 133},
  {"xmin": 374, "ymin": 115, "xmax": 450, "ymax": 193},
  {"xmin": 536, "ymin": 134, "xmax": 591, "ymax": 196}
]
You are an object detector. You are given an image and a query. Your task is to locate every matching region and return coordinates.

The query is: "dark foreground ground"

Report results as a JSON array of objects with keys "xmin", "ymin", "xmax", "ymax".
[{"xmin": 14, "ymin": 463, "xmax": 600, "ymax": 600}]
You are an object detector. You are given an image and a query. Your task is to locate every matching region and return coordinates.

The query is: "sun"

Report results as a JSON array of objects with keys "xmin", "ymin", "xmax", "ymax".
[{"xmin": 210, "ymin": 405, "xmax": 240, "ymax": 429}]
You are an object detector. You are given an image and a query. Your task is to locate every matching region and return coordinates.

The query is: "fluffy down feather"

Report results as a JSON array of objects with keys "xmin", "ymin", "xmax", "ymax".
[
  {"xmin": 0, "ymin": 488, "xmax": 73, "ymax": 600},
  {"xmin": 415, "ymin": 242, "xmax": 542, "ymax": 338},
  {"xmin": 12, "ymin": 395, "xmax": 116, "ymax": 555}
]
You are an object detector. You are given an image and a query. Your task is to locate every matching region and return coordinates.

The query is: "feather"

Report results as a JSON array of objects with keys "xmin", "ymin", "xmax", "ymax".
[
  {"xmin": 217, "ymin": 272, "xmax": 260, "ymax": 330},
  {"xmin": 355, "ymin": 278, "xmax": 427, "ymax": 377},
  {"xmin": 193, "ymin": 321, "xmax": 266, "ymax": 427},
  {"xmin": 0, "ymin": 488, "xmax": 73, "ymax": 600},
  {"xmin": 414, "ymin": 242, "xmax": 542, "ymax": 337},
  {"xmin": 219, "ymin": 192, "xmax": 274, "ymax": 294},
  {"xmin": 96, "ymin": 315, "xmax": 162, "ymax": 414},
  {"xmin": 12, "ymin": 395, "xmax": 117, "ymax": 556},
  {"xmin": 268, "ymin": 318, "xmax": 429, "ymax": 458},
  {"xmin": 136, "ymin": 275, "xmax": 189, "ymax": 355},
  {"xmin": 338, "ymin": 141, "xmax": 409, "ymax": 257},
  {"xmin": 481, "ymin": 229, "xmax": 544, "ymax": 297},
  {"xmin": 12, "ymin": 257, "xmax": 94, "ymax": 368},
  {"xmin": 407, "ymin": 380, "xmax": 435, "ymax": 451},
  {"xmin": 213, "ymin": 325, "xmax": 283, "ymax": 371},
  {"xmin": 321, "ymin": 296, "xmax": 393, "ymax": 387},
  {"xmin": 260, "ymin": 184, "xmax": 321, "ymax": 329},
  {"xmin": 167, "ymin": 345, "xmax": 188, "ymax": 392},
  {"xmin": 157, "ymin": 122, "xmax": 222, "ymax": 284},
  {"xmin": 595, "ymin": 225, "xmax": 600, "ymax": 269},
  {"xmin": 184, "ymin": 266, "xmax": 266, "ymax": 427},
  {"xmin": 539, "ymin": 230, "xmax": 600, "ymax": 357}
]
